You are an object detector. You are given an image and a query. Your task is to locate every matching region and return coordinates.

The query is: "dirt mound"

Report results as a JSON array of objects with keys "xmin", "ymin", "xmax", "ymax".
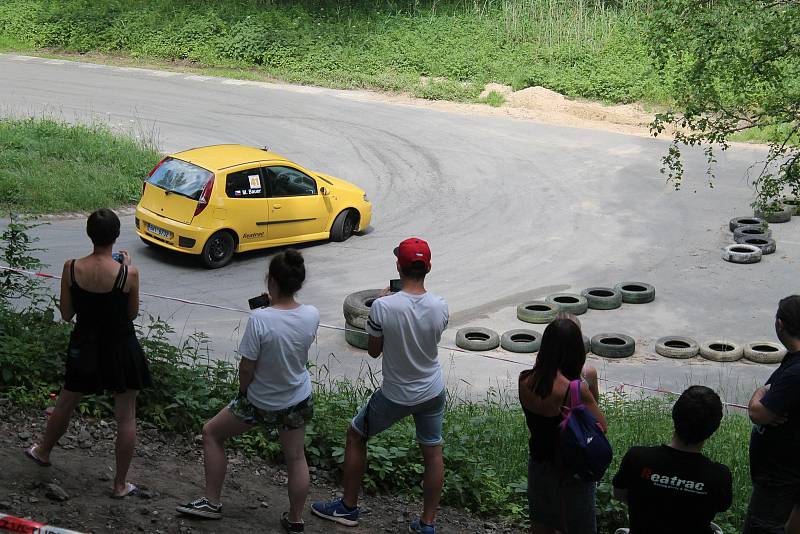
[{"xmin": 479, "ymin": 83, "xmax": 513, "ymax": 99}]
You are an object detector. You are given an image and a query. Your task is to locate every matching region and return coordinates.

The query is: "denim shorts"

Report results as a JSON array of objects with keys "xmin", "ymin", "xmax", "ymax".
[
  {"xmin": 228, "ymin": 394, "xmax": 313, "ymax": 431},
  {"xmin": 351, "ymin": 388, "xmax": 446, "ymax": 446},
  {"xmin": 528, "ymin": 457, "xmax": 597, "ymax": 534}
]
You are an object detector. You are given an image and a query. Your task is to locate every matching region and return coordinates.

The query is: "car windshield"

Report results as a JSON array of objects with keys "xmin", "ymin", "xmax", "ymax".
[{"xmin": 148, "ymin": 158, "xmax": 213, "ymax": 200}]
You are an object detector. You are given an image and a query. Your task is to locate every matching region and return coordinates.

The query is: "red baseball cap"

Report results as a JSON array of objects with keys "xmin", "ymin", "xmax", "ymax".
[{"xmin": 394, "ymin": 237, "xmax": 432, "ymax": 270}]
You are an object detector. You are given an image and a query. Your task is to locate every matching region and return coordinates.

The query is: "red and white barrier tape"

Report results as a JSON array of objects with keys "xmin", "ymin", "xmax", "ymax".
[
  {"xmin": 0, "ymin": 265, "xmax": 749, "ymax": 410},
  {"xmin": 0, "ymin": 513, "xmax": 84, "ymax": 534}
]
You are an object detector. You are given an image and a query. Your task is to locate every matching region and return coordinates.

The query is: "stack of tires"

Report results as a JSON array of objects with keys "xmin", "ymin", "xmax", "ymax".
[
  {"xmin": 724, "ymin": 202, "xmax": 798, "ymax": 264},
  {"xmin": 342, "ymin": 289, "xmax": 381, "ymax": 350}
]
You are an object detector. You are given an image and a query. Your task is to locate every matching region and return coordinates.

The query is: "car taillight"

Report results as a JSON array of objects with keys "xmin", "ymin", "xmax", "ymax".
[{"xmin": 194, "ymin": 176, "xmax": 215, "ymax": 217}]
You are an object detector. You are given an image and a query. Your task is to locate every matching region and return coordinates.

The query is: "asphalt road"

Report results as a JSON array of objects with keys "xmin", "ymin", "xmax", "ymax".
[{"xmin": 2, "ymin": 54, "xmax": 795, "ymax": 404}]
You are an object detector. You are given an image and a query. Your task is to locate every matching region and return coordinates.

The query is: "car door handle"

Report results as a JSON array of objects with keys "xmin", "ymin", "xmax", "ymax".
[{"xmin": 273, "ymin": 204, "xmax": 282, "ymax": 209}]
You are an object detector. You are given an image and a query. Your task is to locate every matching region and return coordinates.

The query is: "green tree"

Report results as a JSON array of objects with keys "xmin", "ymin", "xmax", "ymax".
[{"xmin": 648, "ymin": 0, "xmax": 799, "ymax": 208}]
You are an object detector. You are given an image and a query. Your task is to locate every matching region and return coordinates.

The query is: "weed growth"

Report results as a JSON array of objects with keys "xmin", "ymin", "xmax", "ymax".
[
  {"xmin": 0, "ymin": 118, "xmax": 161, "ymax": 213},
  {"xmin": 0, "ymin": 0, "xmax": 661, "ymax": 104}
]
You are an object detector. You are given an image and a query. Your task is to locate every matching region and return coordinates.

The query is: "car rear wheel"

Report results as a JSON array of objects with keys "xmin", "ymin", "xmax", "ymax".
[
  {"xmin": 201, "ymin": 231, "xmax": 235, "ymax": 269},
  {"xmin": 330, "ymin": 210, "xmax": 356, "ymax": 242}
]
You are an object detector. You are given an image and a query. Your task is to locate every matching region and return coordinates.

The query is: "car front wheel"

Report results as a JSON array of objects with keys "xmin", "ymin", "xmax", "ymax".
[
  {"xmin": 200, "ymin": 231, "xmax": 235, "ymax": 269},
  {"xmin": 330, "ymin": 210, "xmax": 356, "ymax": 242}
]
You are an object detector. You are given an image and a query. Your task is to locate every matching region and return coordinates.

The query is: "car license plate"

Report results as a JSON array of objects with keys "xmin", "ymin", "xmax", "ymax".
[{"xmin": 146, "ymin": 223, "xmax": 172, "ymax": 239}]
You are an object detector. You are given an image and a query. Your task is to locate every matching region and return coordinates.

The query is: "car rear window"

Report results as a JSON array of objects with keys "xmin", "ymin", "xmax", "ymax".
[{"xmin": 148, "ymin": 158, "xmax": 213, "ymax": 200}]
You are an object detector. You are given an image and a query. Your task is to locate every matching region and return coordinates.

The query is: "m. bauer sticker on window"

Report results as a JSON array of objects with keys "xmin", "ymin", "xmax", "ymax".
[{"xmin": 248, "ymin": 174, "xmax": 261, "ymax": 189}]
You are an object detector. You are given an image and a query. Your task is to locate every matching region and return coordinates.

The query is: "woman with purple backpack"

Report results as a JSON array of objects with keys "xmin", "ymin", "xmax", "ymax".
[{"xmin": 518, "ymin": 318, "xmax": 607, "ymax": 534}]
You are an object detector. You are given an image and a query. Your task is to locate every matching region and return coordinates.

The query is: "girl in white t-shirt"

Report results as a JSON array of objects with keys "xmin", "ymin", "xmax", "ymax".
[{"xmin": 177, "ymin": 249, "xmax": 319, "ymax": 533}]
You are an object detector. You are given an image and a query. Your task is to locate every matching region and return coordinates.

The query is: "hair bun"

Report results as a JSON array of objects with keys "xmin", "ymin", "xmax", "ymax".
[{"xmin": 284, "ymin": 248, "xmax": 304, "ymax": 267}]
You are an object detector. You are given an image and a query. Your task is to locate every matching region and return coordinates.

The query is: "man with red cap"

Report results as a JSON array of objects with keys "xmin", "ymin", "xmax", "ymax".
[{"xmin": 312, "ymin": 238, "xmax": 449, "ymax": 534}]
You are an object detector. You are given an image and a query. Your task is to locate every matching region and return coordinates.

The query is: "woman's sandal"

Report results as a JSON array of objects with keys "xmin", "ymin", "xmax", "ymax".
[
  {"xmin": 24, "ymin": 445, "xmax": 51, "ymax": 467},
  {"xmin": 111, "ymin": 482, "xmax": 139, "ymax": 499}
]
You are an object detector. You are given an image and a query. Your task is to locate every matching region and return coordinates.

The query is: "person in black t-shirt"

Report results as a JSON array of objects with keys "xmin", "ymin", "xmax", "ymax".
[
  {"xmin": 612, "ymin": 385, "xmax": 732, "ymax": 534},
  {"xmin": 743, "ymin": 295, "xmax": 800, "ymax": 534}
]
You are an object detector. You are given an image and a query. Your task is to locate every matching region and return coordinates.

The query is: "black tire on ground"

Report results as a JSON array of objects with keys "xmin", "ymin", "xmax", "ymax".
[
  {"xmin": 343, "ymin": 289, "xmax": 382, "ymax": 330},
  {"xmin": 500, "ymin": 329, "xmax": 542, "ymax": 353},
  {"xmin": 200, "ymin": 231, "xmax": 236, "ymax": 269},
  {"xmin": 655, "ymin": 336, "xmax": 699, "ymax": 359},
  {"xmin": 330, "ymin": 210, "xmax": 357, "ymax": 242},
  {"xmin": 581, "ymin": 287, "xmax": 622, "ymax": 310},
  {"xmin": 545, "ymin": 293, "xmax": 588, "ymax": 315},
  {"xmin": 456, "ymin": 327, "xmax": 500, "ymax": 351},
  {"xmin": 721, "ymin": 244, "xmax": 762, "ymax": 264},
  {"xmin": 516, "ymin": 301, "xmax": 559, "ymax": 324},
  {"xmin": 344, "ymin": 324, "xmax": 369, "ymax": 350},
  {"xmin": 741, "ymin": 237, "xmax": 776, "ymax": 255},
  {"xmin": 729, "ymin": 216, "xmax": 766, "ymax": 232},
  {"xmin": 699, "ymin": 340, "xmax": 743, "ymax": 362},
  {"xmin": 733, "ymin": 225, "xmax": 772, "ymax": 240},
  {"xmin": 591, "ymin": 333, "xmax": 635, "ymax": 358},
  {"xmin": 755, "ymin": 204, "xmax": 793, "ymax": 223},
  {"xmin": 744, "ymin": 341, "xmax": 787, "ymax": 364},
  {"xmin": 615, "ymin": 282, "xmax": 656, "ymax": 304}
]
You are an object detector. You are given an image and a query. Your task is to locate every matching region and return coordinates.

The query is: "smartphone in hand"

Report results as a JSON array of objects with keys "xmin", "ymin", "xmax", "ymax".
[
  {"xmin": 389, "ymin": 279, "xmax": 403, "ymax": 293},
  {"xmin": 112, "ymin": 252, "xmax": 124, "ymax": 264},
  {"xmin": 248, "ymin": 294, "xmax": 270, "ymax": 309}
]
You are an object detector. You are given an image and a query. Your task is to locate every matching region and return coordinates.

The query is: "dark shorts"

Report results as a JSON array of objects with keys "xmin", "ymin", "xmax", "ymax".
[
  {"xmin": 228, "ymin": 394, "xmax": 313, "ymax": 431},
  {"xmin": 742, "ymin": 483, "xmax": 797, "ymax": 534},
  {"xmin": 528, "ymin": 457, "xmax": 597, "ymax": 534}
]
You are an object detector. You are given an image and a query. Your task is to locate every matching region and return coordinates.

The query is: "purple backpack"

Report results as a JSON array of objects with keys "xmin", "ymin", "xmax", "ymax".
[{"xmin": 558, "ymin": 379, "xmax": 612, "ymax": 482}]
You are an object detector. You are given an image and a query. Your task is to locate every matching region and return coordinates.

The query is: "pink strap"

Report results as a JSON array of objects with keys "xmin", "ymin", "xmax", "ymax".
[{"xmin": 569, "ymin": 379, "xmax": 581, "ymax": 408}]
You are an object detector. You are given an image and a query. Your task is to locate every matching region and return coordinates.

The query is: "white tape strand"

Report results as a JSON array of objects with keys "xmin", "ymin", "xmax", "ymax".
[{"xmin": 0, "ymin": 265, "xmax": 749, "ymax": 409}]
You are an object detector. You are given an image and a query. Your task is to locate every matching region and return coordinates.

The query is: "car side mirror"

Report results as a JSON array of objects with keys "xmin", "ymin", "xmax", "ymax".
[{"xmin": 320, "ymin": 186, "xmax": 330, "ymax": 196}]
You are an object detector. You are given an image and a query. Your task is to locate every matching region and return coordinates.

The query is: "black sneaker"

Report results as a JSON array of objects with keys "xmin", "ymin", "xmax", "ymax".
[
  {"xmin": 176, "ymin": 497, "xmax": 222, "ymax": 519},
  {"xmin": 281, "ymin": 512, "xmax": 305, "ymax": 532}
]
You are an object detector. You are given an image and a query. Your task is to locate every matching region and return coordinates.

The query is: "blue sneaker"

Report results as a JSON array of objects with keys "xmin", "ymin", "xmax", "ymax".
[
  {"xmin": 409, "ymin": 519, "xmax": 435, "ymax": 533},
  {"xmin": 310, "ymin": 498, "xmax": 360, "ymax": 526}
]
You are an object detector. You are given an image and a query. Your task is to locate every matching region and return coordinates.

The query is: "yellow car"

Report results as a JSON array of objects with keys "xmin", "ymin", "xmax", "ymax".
[{"xmin": 135, "ymin": 144, "xmax": 372, "ymax": 268}]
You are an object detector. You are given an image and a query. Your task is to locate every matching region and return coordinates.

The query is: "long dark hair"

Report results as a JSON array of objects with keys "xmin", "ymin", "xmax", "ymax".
[{"xmin": 529, "ymin": 318, "xmax": 586, "ymax": 398}]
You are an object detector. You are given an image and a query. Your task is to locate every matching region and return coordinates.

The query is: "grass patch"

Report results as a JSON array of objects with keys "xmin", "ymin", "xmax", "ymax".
[
  {"xmin": 0, "ymin": 0, "xmax": 663, "ymax": 105},
  {"xmin": 479, "ymin": 91, "xmax": 506, "ymax": 107},
  {"xmin": 0, "ymin": 221, "xmax": 753, "ymax": 533},
  {"xmin": 0, "ymin": 118, "xmax": 161, "ymax": 213}
]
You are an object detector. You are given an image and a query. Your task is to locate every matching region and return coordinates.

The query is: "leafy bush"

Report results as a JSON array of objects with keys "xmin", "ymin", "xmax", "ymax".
[{"xmin": 0, "ymin": 0, "xmax": 664, "ymax": 104}]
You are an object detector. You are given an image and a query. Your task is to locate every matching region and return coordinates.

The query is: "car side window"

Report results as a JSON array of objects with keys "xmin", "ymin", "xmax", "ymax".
[
  {"xmin": 225, "ymin": 169, "xmax": 265, "ymax": 198},
  {"xmin": 264, "ymin": 166, "xmax": 318, "ymax": 197}
]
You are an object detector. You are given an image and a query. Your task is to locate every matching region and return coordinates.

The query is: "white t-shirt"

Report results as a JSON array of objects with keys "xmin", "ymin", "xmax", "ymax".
[
  {"xmin": 365, "ymin": 291, "xmax": 448, "ymax": 405},
  {"xmin": 238, "ymin": 304, "xmax": 320, "ymax": 411}
]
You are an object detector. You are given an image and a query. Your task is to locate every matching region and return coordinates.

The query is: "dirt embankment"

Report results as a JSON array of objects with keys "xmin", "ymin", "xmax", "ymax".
[{"xmin": 0, "ymin": 399, "xmax": 522, "ymax": 534}]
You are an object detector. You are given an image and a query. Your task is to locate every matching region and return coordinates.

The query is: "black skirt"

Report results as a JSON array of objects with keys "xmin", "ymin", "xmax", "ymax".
[{"xmin": 64, "ymin": 328, "xmax": 152, "ymax": 395}]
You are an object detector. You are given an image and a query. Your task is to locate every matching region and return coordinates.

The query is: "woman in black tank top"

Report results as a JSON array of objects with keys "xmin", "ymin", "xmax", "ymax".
[
  {"xmin": 24, "ymin": 209, "xmax": 151, "ymax": 498},
  {"xmin": 518, "ymin": 319, "xmax": 606, "ymax": 534}
]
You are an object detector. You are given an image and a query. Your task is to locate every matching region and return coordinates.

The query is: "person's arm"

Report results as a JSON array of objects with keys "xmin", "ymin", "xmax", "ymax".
[
  {"xmin": 367, "ymin": 335, "xmax": 384, "ymax": 358},
  {"xmin": 580, "ymin": 381, "xmax": 607, "ymax": 432},
  {"xmin": 786, "ymin": 504, "xmax": 800, "ymax": 534},
  {"xmin": 238, "ymin": 357, "xmax": 256, "ymax": 395},
  {"xmin": 59, "ymin": 260, "xmax": 75, "ymax": 321},
  {"xmin": 124, "ymin": 262, "xmax": 140, "ymax": 321},
  {"xmin": 612, "ymin": 450, "xmax": 633, "ymax": 503},
  {"xmin": 749, "ymin": 385, "xmax": 789, "ymax": 426},
  {"xmin": 237, "ymin": 317, "xmax": 261, "ymax": 395},
  {"xmin": 365, "ymin": 298, "xmax": 384, "ymax": 359},
  {"xmin": 717, "ymin": 466, "xmax": 733, "ymax": 513},
  {"xmin": 584, "ymin": 365, "xmax": 600, "ymax": 401}
]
